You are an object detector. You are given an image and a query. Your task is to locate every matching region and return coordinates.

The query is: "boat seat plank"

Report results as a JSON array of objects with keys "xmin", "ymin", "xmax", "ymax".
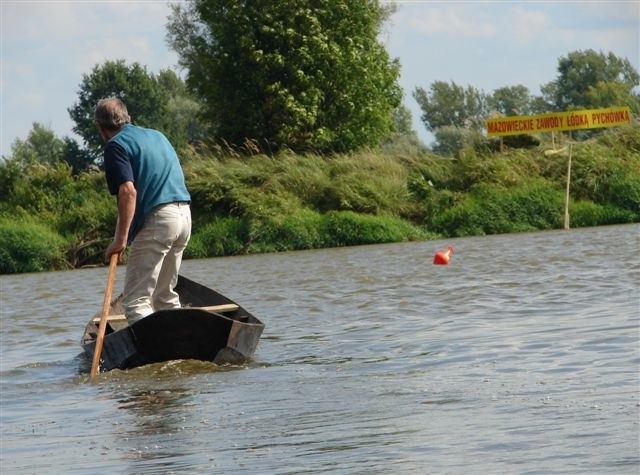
[
  {"xmin": 197, "ymin": 304, "xmax": 239, "ymax": 313},
  {"xmin": 91, "ymin": 304, "xmax": 240, "ymax": 323}
]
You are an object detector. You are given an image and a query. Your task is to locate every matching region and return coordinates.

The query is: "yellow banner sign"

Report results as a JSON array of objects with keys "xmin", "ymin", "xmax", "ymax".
[{"xmin": 486, "ymin": 107, "xmax": 632, "ymax": 137}]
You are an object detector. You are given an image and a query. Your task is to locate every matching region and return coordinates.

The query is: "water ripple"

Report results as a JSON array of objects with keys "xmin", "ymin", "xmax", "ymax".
[{"xmin": 1, "ymin": 224, "xmax": 639, "ymax": 474}]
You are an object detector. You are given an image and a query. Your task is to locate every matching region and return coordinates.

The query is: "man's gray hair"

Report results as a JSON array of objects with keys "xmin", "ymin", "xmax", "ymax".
[{"xmin": 94, "ymin": 97, "xmax": 131, "ymax": 130}]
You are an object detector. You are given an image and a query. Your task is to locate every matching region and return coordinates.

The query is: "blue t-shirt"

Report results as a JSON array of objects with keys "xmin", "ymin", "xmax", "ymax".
[{"xmin": 104, "ymin": 124, "xmax": 190, "ymax": 243}]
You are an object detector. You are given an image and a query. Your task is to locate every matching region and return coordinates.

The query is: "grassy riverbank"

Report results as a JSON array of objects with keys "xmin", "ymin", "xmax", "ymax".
[{"xmin": 1, "ymin": 126, "xmax": 639, "ymax": 274}]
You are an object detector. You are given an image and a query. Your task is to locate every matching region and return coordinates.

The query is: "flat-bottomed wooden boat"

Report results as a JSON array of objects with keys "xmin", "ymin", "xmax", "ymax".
[{"xmin": 81, "ymin": 275, "xmax": 264, "ymax": 372}]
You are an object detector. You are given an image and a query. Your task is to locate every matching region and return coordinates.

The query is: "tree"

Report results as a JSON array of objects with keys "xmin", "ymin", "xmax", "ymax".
[
  {"xmin": 4, "ymin": 122, "xmax": 95, "ymax": 176},
  {"xmin": 585, "ymin": 80, "xmax": 640, "ymax": 112},
  {"xmin": 68, "ymin": 60, "xmax": 203, "ymax": 163},
  {"xmin": 8, "ymin": 123, "xmax": 64, "ymax": 167},
  {"xmin": 413, "ymin": 81, "xmax": 488, "ymax": 133},
  {"xmin": 531, "ymin": 81, "xmax": 558, "ymax": 114},
  {"xmin": 157, "ymin": 69, "xmax": 207, "ymax": 147},
  {"xmin": 61, "ymin": 137, "xmax": 94, "ymax": 175},
  {"xmin": 69, "ymin": 60, "xmax": 169, "ymax": 160},
  {"xmin": 543, "ymin": 49, "xmax": 640, "ymax": 113},
  {"xmin": 167, "ymin": 0, "xmax": 402, "ymax": 154},
  {"xmin": 488, "ymin": 85, "xmax": 534, "ymax": 116},
  {"xmin": 432, "ymin": 126, "xmax": 480, "ymax": 157},
  {"xmin": 382, "ymin": 104, "xmax": 426, "ymax": 155},
  {"xmin": 391, "ymin": 104, "xmax": 416, "ymax": 137}
]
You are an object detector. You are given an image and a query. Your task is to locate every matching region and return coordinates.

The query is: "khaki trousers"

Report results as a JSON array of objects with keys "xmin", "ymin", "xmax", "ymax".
[{"xmin": 123, "ymin": 202, "xmax": 191, "ymax": 323}]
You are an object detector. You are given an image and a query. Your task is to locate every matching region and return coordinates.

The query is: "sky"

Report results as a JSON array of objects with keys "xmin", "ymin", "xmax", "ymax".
[{"xmin": 1, "ymin": 0, "xmax": 638, "ymax": 157}]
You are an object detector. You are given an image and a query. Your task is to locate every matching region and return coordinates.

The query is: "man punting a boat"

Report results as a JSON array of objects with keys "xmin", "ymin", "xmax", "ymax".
[{"xmin": 95, "ymin": 97, "xmax": 191, "ymax": 325}]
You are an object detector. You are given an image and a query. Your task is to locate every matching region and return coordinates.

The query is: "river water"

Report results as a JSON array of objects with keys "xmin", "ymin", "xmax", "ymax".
[{"xmin": 1, "ymin": 224, "xmax": 639, "ymax": 474}]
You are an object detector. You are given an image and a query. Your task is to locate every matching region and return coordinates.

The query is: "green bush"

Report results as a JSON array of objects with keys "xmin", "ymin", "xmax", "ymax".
[
  {"xmin": 431, "ymin": 180, "xmax": 564, "ymax": 236},
  {"xmin": 189, "ymin": 216, "xmax": 249, "ymax": 257},
  {"xmin": 0, "ymin": 217, "xmax": 68, "ymax": 273},
  {"xmin": 58, "ymin": 172, "xmax": 117, "ymax": 266},
  {"xmin": 570, "ymin": 201, "xmax": 637, "ymax": 227},
  {"xmin": 188, "ymin": 208, "xmax": 430, "ymax": 257},
  {"xmin": 2, "ymin": 123, "xmax": 638, "ymax": 274},
  {"xmin": 432, "ymin": 126, "xmax": 488, "ymax": 157},
  {"xmin": 249, "ymin": 208, "xmax": 324, "ymax": 253},
  {"xmin": 183, "ymin": 234, "xmax": 207, "ymax": 259},
  {"xmin": 569, "ymin": 201, "xmax": 605, "ymax": 228},
  {"xmin": 320, "ymin": 210, "xmax": 428, "ymax": 247},
  {"xmin": 0, "ymin": 162, "xmax": 68, "ymax": 225},
  {"xmin": 597, "ymin": 125, "xmax": 640, "ymax": 154},
  {"xmin": 317, "ymin": 153, "xmax": 410, "ymax": 215},
  {"xmin": 607, "ymin": 176, "xmax": 640, "ymax": 215},
  {"xmin": 57, "ymin": 171, "xmax": 115, "ymax": 235},
  {"xmin": 0, "ymin": 160, "xmax": 117, "ymax": 268}
]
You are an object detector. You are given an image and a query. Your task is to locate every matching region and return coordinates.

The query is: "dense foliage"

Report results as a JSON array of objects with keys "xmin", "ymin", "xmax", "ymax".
[
  {"xmin": 0, "ymin": 216, "xmax": 67, "ymax": 274},
  {"xmin": 0, "ymin": 158, "xmax": 116, "ymax": 272},
  {"xmin": 1, "ymin": 124, "xmax": 638, "ymax": 274},
  {"xmin": 417, "ymin": 50, "xmax": 640, "ymax": 151},
  {"xmin": 414, "ymin": 81, "xmax": 488, "ymax": 132},
  {"xmin": 167, "ymin": 0, "xmax": 402, "ymax": 153},
  {"xmin": 68, "ymin": 60, "xmax": 205, "ymax": 162},
  {"xmin": 546, "ymin": 50, "xmax": 640, "ymax": 113},
  {"xmin": 3, "ymin": 23, "xmax": 639, "ymax": 276}
]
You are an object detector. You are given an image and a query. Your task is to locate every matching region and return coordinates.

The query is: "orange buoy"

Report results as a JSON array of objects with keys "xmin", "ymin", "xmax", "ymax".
[{"xmin": 433, "ymin": 245, "xmax": 454, "ymax": 265}]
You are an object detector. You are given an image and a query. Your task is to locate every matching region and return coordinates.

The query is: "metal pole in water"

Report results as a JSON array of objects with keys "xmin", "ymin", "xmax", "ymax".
[{"xmin": 563, "ymin": 144, "xmax": 573, "ymax": 231}]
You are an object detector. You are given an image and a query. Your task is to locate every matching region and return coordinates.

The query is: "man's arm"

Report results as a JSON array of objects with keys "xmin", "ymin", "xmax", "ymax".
[{"xmin": 105, "ymin": 181, "xmax": 136, "ymax": 262}]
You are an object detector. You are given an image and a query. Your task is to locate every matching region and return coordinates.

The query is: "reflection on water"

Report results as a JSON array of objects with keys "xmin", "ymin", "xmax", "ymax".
[
  {"xmin": 115, "ymin": 384, "xmax": 193, "ymax": 472},
  {"xmin": 1, "ymin": 224, "xmax": 639, "ymax": 474},
  {"xmin": 117, "ymin": 387, "xmax": 191, "ymax": 433}
]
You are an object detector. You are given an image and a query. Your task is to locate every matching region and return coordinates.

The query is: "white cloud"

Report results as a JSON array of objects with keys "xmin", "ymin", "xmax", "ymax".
[
  {"xmin": 503, "ymin": 6, "xmax": 549, "ymax": 44},
  {"xmin": 404, "ymin": 7, "xmax": 497, "ymax": 38},
  {"xmin": 4, "ymin": 0, "xmax": 177, "ymax": 71},
  {"xmin": 79, "ymin": 36, "xmax": 158, "ymax": 75},
  {"xmin": 581, "ymin": 2, "xmax": 640, "ymax": 24},
  {"xmin": 3, "ymin": 1, "xmax": 96, "ymax": 43},
  {"xmin": 1, "ymin": 0, "xmax": 638, "ymax": 155},
  {"xmin": 1, "ymin": 0, "xmax": 179, "ymax": 156}
]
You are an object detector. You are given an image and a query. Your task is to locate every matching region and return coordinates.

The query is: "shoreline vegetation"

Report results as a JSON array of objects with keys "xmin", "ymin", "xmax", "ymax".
[{"xmin": 1, "ymin": 125, "xmax": 639, "ymax": 275}]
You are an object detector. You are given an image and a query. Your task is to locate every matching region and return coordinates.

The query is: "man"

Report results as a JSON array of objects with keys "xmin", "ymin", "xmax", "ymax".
[{"xmin": 95, "ymin": 97, "xmax": 191, "ymax": 324}]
